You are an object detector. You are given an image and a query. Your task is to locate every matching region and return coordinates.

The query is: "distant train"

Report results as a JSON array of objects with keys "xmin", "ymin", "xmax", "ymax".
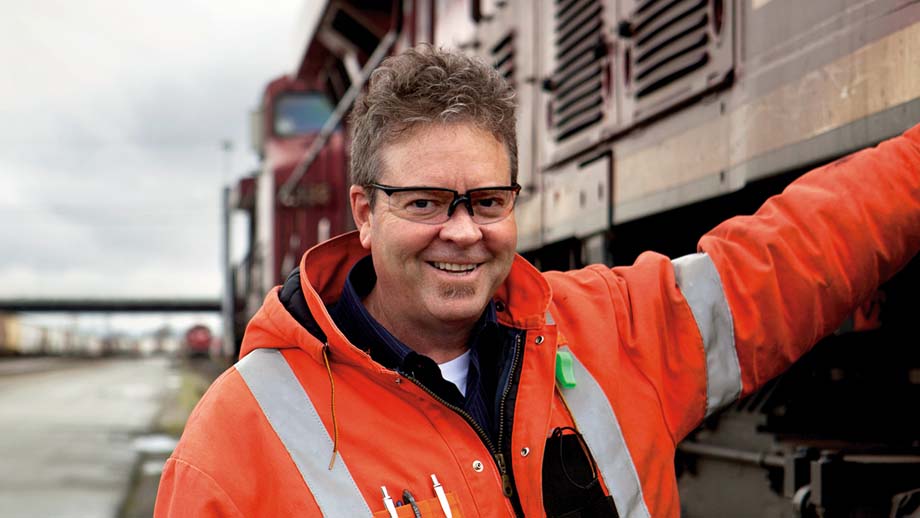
[
  {"xmin": 0, "ymin": 312, "xmax": 124, "ymax": 357},
  {"xmin": 183, "ymin": 324, "xmax": 215, "ymax": 358},
  {"xmin": 222, "ymin": 1, "xmax": 920, "ymax": 516},
  {"xmin": 0, "ymin": 313, "xmax": 46, "ymax": 356}
]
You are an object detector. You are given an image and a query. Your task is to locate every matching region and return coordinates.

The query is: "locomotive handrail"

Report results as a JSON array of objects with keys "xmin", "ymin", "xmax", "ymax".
[
  {"xmin": 677, "ymin": 440, "xmax": 784, "ymax": 468},
  {"xmin": 278, "ymin": 30, "xmax": 399, "ymax": 206}
]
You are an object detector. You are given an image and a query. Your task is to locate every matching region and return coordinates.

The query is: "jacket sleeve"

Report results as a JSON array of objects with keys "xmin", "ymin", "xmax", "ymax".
[
  {"xmin": 698, "ymin": 123, "xmax": 920, "ymax": 400},
  {"xmin": 154, "ymin": 458, "xmax": 245, "ymax": 518}
]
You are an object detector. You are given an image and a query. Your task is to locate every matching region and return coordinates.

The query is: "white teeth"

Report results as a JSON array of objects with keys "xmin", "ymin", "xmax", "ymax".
[{"xmin": 432, "ymin": 262, "xmax": 477, "ymax": 272}]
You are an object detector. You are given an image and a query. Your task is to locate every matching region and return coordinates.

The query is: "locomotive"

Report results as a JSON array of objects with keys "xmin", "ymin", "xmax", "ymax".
[
  {"xmin": 183, "ymin": 324, "xmax": 215, "ymax": 358},
  {"xmin": 222, "ymin": 1, "xmax": 920, "ymax": 515}
]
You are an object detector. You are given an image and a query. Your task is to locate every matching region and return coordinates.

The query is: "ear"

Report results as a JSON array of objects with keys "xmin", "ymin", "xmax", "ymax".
[{"xmin": 350, "ymin": 185, "xmax": 373, "ymax": 250}]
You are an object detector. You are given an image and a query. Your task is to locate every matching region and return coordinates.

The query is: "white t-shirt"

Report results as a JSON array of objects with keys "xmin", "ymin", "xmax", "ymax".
[{"xmin": 437, "ymin": 350, "xmax": 471, "ymax": 397}]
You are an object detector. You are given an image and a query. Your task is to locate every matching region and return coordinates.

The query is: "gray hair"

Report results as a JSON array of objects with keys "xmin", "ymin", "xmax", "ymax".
[{"xmin": 349, "ymin": 44, "xmax": 517, "ymax": 204}]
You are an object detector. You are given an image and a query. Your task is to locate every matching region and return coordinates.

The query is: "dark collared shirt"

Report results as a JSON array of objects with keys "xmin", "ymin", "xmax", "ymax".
[{"xmin": 327, "ymin": 256, "xmax": 498, "ymax": 440}]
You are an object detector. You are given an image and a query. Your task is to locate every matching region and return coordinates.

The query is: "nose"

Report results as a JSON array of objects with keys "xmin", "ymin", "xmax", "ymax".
[
  {"xmin": 447, "ymin": 196, "xmax": 474, "ymax": 219},
  {"xmin": 438, "ymin": 203, "xmax": 483, "ymax": 245}
]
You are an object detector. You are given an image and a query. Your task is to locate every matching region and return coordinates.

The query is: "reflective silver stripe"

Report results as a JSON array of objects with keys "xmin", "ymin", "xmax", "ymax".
[
  {"xmin": 559, "ymin": 346, "xmax": 652, "ymax": 518},
  {"xmin": 236, "ymin": 349, "xmax": 372, "ymax": 517},
  {"xmin": 545, "ymin": 310, "xmax": 555, "ymax": 325},
  {"xmin": 671, "ymin": 252, "xmax": 741, "ymax": 417}
]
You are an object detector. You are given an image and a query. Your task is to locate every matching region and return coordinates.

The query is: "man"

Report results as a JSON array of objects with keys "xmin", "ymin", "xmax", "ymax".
[{"xmin": 155, "ymin": 46, "xmax": 920, "ymax": 517}]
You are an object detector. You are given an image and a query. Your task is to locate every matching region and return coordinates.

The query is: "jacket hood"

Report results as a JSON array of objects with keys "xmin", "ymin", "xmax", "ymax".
[{"xmin": 239, "ymin": 231, "xmax": 554, "ymax": 364}]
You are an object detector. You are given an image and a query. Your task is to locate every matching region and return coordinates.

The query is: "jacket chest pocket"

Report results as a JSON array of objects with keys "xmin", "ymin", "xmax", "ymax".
[
  {"xmin": 542, "ymin": 426, "xmax": 619, "ymax": 518},
  {"xmin": 372, "ymin": 491, "xmax": 464, "ymax": 518}
]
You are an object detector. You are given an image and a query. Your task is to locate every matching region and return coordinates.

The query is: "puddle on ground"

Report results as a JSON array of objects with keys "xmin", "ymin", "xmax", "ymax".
[
  {"xmin": 132, "ymin": 434, "xmax": 177, "ymax": 455},
  {"xmin": 142, "ymin": 459, "xmax": 167, "ymax": 476}
]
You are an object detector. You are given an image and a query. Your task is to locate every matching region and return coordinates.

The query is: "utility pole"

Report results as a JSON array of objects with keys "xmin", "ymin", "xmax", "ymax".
[
  {"xmin": 220, "ymin": 139, "xmax": 235, "ymax": 181},
  {"xmin": 220, "ymin": 139, "xmax": 235, "ymax": 359}
]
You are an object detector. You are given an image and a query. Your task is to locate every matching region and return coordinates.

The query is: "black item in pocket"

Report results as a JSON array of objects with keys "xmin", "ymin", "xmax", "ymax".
[{"xmin": 542, "ymin": 427, "xmax": 619, "ymax": 518}]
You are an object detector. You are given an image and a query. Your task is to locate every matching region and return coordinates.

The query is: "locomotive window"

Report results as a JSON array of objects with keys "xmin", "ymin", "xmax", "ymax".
[{"xmin": 273, "ymin": 94, "xmax": 333, "ymax": 137}]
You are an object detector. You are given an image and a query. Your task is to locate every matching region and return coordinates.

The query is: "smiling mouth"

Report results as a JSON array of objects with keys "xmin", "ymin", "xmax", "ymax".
[{"xmin": 429, "ymin": 261, "xmax": 480, "ymax": 273}]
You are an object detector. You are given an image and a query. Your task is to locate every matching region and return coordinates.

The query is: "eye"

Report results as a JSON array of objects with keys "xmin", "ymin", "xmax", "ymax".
[
  {"xmin": 472, "ymin": 191, "xmax": 509, "ymax": 211},
  {"xmin": 404, "ymin": 197, "xmax": 441, "ymax": 211},
  {"xmin": 397, "ymin": 192, "xmax": 448, "ymax": 213},
  {"xmin": 475, "ymin": 197, "xmax": 503, "ymax": 208}
]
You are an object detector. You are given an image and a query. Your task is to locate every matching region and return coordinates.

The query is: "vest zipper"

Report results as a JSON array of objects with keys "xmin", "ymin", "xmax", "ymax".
[
  {"xmin": 495, "ymin": 332, "xmax": 522, "ymax": 497},
  {"xmin": 496, "ymin": 333, "xmax": 522, "ymax": 453},
  {"xmin": 403, "ymin": 372, "xmax": 497, "ymax": 451},
  {"xmin": 494, "ymin": 452, "xmax": 514, "ymax": 497},
  {"xmin": 402, "ymin": 331, "xmax": 524, "ymax": 509}
]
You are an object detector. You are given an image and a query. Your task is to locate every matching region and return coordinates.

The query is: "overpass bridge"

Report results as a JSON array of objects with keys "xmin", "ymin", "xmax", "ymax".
[{"xmin": 0, "ymin": 298, "xmax": 221, "ymax": 313}]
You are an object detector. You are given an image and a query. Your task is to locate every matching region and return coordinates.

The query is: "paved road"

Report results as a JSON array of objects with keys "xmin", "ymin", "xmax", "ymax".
[
  {"xmin": 0, "ymin": 357, "xmax": 177, "ymax": 518},
  {"xmin": 0, "ymin": 357, "xmax": 80, "ymax": 377}
]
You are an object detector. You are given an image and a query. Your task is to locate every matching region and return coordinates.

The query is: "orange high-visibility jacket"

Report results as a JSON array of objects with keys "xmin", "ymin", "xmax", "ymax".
[{"xmin": 155, "ymin": 125, "xmax": 920, "ymax": 517}]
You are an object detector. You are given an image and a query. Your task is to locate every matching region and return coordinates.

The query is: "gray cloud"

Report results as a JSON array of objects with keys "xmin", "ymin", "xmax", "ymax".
[{"xmin": 0, "ymin": 0, "xmax": 303, "ymax": 309}]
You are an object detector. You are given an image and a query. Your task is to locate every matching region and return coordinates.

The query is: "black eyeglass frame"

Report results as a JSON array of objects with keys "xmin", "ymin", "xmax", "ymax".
[{"xmin": 366, "ymin": 182, "xmax": 522, "ymax": 224}]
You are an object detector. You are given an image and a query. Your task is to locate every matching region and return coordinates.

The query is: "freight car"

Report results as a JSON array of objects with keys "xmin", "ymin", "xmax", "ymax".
[
  {"xmin": 1, "ymin": 313, "xmax": 53, "ymax": 356},
  {"xmin": 0, "ymin": 312, "xmax": 16, "ymax": 356},
  {"xmin": 222, "ymin": 1, "xmax": 920, "ymax": 515}
]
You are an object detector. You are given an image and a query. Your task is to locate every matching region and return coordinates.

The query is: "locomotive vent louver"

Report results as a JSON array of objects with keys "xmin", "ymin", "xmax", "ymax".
[
  {"xmin": 491, "ymin": 32, "xmax": 516, "ymax": 85},
  {"xmin": 552, "ymin": 0, "xmax": 605, "ymax": 142},
  {"xmin": 630, "ymin": 0, "xmax": 711, "ymax": 98}
]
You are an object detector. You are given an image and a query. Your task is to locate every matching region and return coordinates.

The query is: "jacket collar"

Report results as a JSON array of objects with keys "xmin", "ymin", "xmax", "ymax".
[{"xmin": 240, "ymin": 231, "xmax": 553, "ymax": 365}]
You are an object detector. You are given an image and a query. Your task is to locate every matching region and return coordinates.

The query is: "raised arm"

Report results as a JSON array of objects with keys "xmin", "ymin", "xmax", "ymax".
[{"xmin": 699, "ymin": 123, "xmax": 920, "ymax": 399}]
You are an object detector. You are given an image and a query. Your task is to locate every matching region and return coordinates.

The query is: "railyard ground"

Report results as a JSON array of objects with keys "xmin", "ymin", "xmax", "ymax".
[{"xmin": 119, "ymin": 357, "xmax": 224, "ymax": 518}]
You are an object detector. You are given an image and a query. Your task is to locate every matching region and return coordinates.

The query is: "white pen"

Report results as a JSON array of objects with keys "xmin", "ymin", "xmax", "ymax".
[
  {"xmin": 431, "ymin": 474, "xmax": 452, "ymax": 518},
  {"xmin": 380, "ymin": 486, "xmax": 398, "ymax": 518}
]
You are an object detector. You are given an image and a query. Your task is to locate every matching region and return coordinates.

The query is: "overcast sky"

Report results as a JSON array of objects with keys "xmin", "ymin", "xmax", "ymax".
[{"xmin": 0, "ymin": 0, "xmax": 305, "ymax": 333}]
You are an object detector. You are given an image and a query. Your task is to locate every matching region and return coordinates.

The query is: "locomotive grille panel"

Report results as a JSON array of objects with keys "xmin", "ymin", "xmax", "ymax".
[
  {"xmin": 552, "ymin": 0, "xmax": 605, "ymax": 142},
  {"xmin": 491, "ymin": 32, "xmax": 516, "ymax": 85},
  {"xmin": 631, "ymin": 0, "xmax": 710, "ymax": 98}
]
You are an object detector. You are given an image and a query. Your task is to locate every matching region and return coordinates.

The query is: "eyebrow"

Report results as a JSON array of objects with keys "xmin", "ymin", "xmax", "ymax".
[{"xmin": 368, "ymin": 183, "xmax": 518, "ymax": 192}]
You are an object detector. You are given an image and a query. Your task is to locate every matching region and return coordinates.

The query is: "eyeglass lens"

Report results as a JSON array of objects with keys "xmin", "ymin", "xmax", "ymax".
[{"xmin": 386, "ymin": 188, "xmax": 516, "ymax": 224}]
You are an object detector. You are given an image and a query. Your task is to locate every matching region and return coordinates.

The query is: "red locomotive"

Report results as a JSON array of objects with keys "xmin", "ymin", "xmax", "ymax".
[{"xmin": 183, "ymin": 324, "xmax": 214, "ymax": 358}]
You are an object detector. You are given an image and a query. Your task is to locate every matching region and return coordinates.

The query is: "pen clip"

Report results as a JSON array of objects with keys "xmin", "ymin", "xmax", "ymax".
[
  {"xmin": 381, "ymin": 485, "xmax": 398, "ymax": 518},
  {"xmin": 431, "ymin": 474, "xmax": 453, "ymax": 518}
]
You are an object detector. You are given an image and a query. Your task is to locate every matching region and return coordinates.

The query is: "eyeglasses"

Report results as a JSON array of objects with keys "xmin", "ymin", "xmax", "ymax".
[{"xmin": 366, "ymin": 182, "xmax": 521, "ymax": 225}]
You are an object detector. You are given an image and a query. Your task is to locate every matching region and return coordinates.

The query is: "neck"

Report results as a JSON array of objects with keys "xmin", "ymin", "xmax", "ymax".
[{"xmin": 363, "ymin": 289, "xmax": 474, "ymax": 364}]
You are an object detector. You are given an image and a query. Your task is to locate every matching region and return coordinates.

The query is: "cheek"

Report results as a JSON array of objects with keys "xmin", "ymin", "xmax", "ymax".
[
  {"xmin": 395, "ymin": 224, "xmax": 441, "ymax": 249},
  {"xmin": 485, "ymin": 222, "xmax": 518, "ymax": 256},
  {"xmin": 378, "ymin": 227, "xmax": 435, "ymax": 264}
]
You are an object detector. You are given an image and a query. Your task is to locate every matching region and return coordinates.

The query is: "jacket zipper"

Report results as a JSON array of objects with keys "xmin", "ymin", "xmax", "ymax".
[
  {"xmin": 404, "ymin": 371, "xmax": 497, "ymax": 451},
  {"xmin": 402, "ymin": 332, "xmax": 524, "ymax": 501},
  {"xmin": 494, "ymin": 332, "xmax": 523, "ymax": 496}
]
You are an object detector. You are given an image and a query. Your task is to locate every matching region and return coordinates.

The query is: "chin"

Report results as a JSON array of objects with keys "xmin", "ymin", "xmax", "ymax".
[{"xmin": 426, "ymin": 296, "xmax": 488, "ymax": 324}]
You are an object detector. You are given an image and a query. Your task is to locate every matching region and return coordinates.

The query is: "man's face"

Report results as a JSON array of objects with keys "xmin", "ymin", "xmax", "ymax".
[{"xmin": 351, "ymin": 123, "xmax": 517, "ymax": 330}]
